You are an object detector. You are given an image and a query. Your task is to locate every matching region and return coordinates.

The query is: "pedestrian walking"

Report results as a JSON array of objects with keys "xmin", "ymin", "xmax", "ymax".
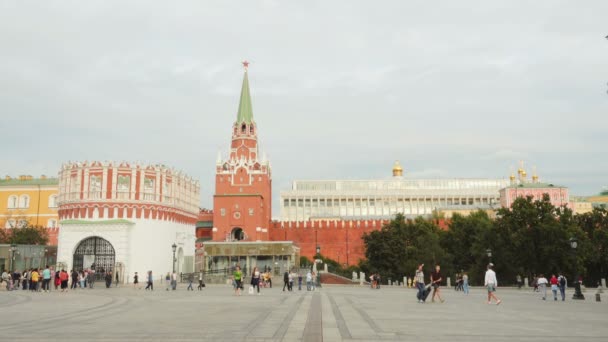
[
  {"xmin": 558, "ymin": 273, "xmax": 567, "ymax": 301},
  {"xmin": 165, "ymin": 272, "xmax": 171, "ymax": 291},
  {"xmin": 70, "ymin": 270, "xmax": 79, "ymax": 289},
  {"xmin": 145, "ymin": 271, "xmax": 154, "ymax": 291},
  {"xmin": 59, "ymin": 269, "xmax": 69, "ymax": 292},
  {"xmin": 105, "ymin": 271, "xmax": 113, "ymax": 288},
  {"xmin": 462, "ymin": 272, "xmax": 469, "ymax": 295},
  {"xmin": 282, "ymin": 271, "xmax": 289, "ymax": 292},
  {"xmin": 415, "ymin": 264, "xmax": 426, "ymax": 303},
  {"xmin": 484, "ymin": 263, "xmax": 501, "ymax": 305},
  {"xmin": 233, "ymin": 266, "xmax": 243, "ymax": 296},
  {"xmin": 430, "ymin": 264, "xmax": 445, "ymax": 303},
  {"xmin": 288, "ymin": 271, "xmax": 294, "ymax": 292},
  {"xmin": 187, "ymin": 273, "xmax": 194, "ymax": 291},
  {"xmin": 550, "ymin": 274, "xmax": 559, "ymax": 301},
  {"xmin": 171, "ymin": 272, "xmax": 177, "ymax": 290},
  {"xmin": 30, "ymin": 268, "xmax": 40, "ymax": 292},
  {"xmin": 42, "ymin": 266, "xmax": 52, "ymax": 292},
  {"xmin": 79, "ymin": 271, "xmax": 85, "ymax": 289},
  {"xmin": 537, "ymin": 274, "xmax": 548, "ymax": 300},
  {"xmin": 516, "ymin": 274, "xmax": 523, "ymax": 289},
  {"xmin": 22, "ymin": 269, "xmax": 29, "ymax": 290},
  {"xmin": 298, "ymin": 273, "xmax": 303, "ymax": 291},
  {"xmin": 306, "ymin": 271, "xmax": 312, "ymax": 291},
  {"xmin": 115, "ymin": 271, "xmax": 119, "ymax": 287},
  {"xmin": 251, "ymin": 267, "xmax": 261, "ymax": 295},
  {"xmin": 54, "ymin": 270, "xmax": 61, "ymax": 290},
  {"xmin": 1, "ymin": 270, "xmax": 10, "ymax": 291},
  {"xmin": 89, "ymin": 269, "xmax": 96, "ymax": 288},
  {"xmin": 198, "ymin": 271, "xmax": 205, "ymax": 291},
  {"xmin": 133, "ymin": 272, "xmax": 139, "ymax": 289}
]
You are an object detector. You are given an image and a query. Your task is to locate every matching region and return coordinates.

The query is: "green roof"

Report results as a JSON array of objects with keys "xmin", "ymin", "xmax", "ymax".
[
  {"xmin": 236, "ymin": 70, "xmax": 254, "ymax": 124},
  {"xmin": 60, "ymin": 219, "xmax": 135, "ymax": 225},
  {"xmin": 0, "ymin": 178, "xmax": 58, "ymax": 186},
  {"xmin": 196, "ymin": 221, "xmax": 213, "ymax": 228}
]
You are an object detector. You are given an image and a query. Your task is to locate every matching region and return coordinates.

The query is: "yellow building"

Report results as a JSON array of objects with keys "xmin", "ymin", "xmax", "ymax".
[{"xmin": 0, "ymin": 175, "xmax": 59, "ymax": 228}]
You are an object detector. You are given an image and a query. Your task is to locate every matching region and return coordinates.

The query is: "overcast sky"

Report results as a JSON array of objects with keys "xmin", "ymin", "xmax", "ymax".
[{"xmin": 1, "ymin": 1, "xmax": 607, "ymax": 214}]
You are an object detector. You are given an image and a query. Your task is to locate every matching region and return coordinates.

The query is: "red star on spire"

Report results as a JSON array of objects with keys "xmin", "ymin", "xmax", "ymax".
[{"xmin": 242, "ymin": 60, "xmax": 249, "ymax": 69}]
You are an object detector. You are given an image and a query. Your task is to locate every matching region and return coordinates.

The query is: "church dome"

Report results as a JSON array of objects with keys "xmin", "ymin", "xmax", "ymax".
[{"xmin": 392, "ymin": 160, "xmax": 404, "ymax": 177}]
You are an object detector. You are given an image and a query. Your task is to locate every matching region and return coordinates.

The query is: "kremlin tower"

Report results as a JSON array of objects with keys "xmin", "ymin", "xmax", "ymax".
[{"xmin": 212, "ymin": 62, "xmax": 272, "ymax": 242}]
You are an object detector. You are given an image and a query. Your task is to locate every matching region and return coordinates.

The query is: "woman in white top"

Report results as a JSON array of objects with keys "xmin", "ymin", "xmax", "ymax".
[
  {"xmin": 537, "ymin": 274, "xmax": 549, "ymax": 300},
  {"xmin": 484, "ymin": 263, "xmax": 501, "ymax": 305}
]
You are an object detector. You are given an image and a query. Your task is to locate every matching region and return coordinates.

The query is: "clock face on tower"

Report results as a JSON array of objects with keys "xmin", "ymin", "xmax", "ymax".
[{"xmin": 233, "ymin": 211, "xmax": 241, "ymax": 219}]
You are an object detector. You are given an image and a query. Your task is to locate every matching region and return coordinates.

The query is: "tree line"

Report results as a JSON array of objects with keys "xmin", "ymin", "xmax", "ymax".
[{"xmin": 358, "ymin": 195, "xmax": 608, "ymax": 286}]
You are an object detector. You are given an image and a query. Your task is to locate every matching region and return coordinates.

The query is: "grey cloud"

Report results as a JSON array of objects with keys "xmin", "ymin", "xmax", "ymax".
[{"xmin": 1, "ymin": 1, "xmax": 607, "ymax": 214}]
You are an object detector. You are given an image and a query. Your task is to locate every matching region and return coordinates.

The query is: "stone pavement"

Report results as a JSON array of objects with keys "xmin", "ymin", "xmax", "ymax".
[{"xmin": 0, "ymin": 284, "xmax": 606, "ymax": 341}]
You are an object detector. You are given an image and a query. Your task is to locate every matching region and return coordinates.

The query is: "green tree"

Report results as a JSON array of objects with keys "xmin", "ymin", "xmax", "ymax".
[
  {"xmin": 8, "ymin": 224, "xmax": 49, "ymax": 245},
  {"xmin": 494, "ymin": 194, "xmax": 582, "ymax": 283},
  {"xmin": 441, "ymin": 210, "xmax": 494, "ymax": 284},
  {"xmin": 362, "ymin": 214, "xmax": 450, "ymax": 282},
  {"xmin": 576, "ymin": 207, "xmax": 608, "ymax": 285}
]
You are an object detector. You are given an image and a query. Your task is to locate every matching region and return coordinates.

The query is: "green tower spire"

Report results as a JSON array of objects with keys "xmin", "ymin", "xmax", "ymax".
[{"xmin": 236, "ymin": 61, "xmax": 254, "ymax": 124}]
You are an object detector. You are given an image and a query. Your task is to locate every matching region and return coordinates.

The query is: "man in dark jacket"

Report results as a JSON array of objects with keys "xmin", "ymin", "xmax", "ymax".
[{"xmin": 282, "ymin": 271, "xmax": 289, "ymax": 292}]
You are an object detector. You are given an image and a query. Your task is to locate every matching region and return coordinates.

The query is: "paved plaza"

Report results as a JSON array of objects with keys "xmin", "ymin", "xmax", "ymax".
[{"xmin": 0, "ymin": 284, "xmax": 607, "ymax": 341}]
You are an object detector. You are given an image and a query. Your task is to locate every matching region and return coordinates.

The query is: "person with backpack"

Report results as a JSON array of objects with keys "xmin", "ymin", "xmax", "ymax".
[{"xmin": 558, "ymin": 273, "xmax": 567, "ymax": 301}]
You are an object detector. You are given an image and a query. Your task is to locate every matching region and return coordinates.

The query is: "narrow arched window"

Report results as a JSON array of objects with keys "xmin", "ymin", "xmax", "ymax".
[
  {"xmin": 8, "ymin": 195, "xmax": 17, "ymax": 209},
  {"xmin": 241, "ymin": 124, "xmax": 247, "ymax": 133},
  {"xmin": 250, "ymin": 125, "xmax": 255, "ymax": 135},
  {"xmin": 19, "ymin": 195, "xmax": 30, "ymax": 208},
  {"xmin": 49, "ymin": 195, "xmax": 58, "ymax": 208}
]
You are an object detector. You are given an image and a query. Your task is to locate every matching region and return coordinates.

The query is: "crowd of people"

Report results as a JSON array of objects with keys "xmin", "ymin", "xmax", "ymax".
[
  {"xmin": 228, "ymin": 266, "xmax": 317, "ymax": 296},
  {"xmin": 0, "ymin": 266, "xmax": 118, "ymax": 292}
]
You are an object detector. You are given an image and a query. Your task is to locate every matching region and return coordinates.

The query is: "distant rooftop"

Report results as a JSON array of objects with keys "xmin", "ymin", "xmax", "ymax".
[
  {"xmin": 504, "ymin": 182, "xmax": 566, "ymax": 189},
  {"xmin": 0, "ymin": 175, "xmax": 58, "ymax": 187}
]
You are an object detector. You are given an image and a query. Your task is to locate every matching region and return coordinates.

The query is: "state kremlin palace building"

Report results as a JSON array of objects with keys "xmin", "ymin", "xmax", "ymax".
[{"xmin": 2, "ymin": 62, "xmax": 590, "ymax": 280}]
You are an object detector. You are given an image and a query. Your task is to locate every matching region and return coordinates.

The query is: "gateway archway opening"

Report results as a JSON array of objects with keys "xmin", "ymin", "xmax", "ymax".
[{"xmin": 72, "ymin": 236, "xmax": 115, "ymax": 281}]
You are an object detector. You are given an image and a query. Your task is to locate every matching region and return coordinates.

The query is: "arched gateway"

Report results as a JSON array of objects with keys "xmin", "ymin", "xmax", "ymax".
[{"xmin": 72, "ymin": 236, "xmax": 115, "ymax": 280}]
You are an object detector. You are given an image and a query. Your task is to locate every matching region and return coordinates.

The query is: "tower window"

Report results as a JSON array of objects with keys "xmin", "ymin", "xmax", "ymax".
[
  {"xmin": 220, "ymin": 208, "xmax": 226, "ymax": 216},
  {"xmin": 241, "ymin": 124, "xmax": 247, "ymax": 133},
  {"xmin": 249, "ymin": 208, "xmax": 254, "ymax": 216},
  {"xmin": 250, "ymin": 126, "xmax": 255, "ymax": 134}
]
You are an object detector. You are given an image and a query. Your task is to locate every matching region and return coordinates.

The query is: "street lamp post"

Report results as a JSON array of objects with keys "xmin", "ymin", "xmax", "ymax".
[
  {"xmin": 570, "ymin": 237, "xmax": 585, "ymax": 300},
  {"xmin": 172, "ymin": 243, "xmax": 177, "ymax": 273},
  {"xmin": 486, "ymin": 248, "xmax": 493, "ymax": 265},
  {"xmin": 9, "ymin": 244, "xmax": 17, "ymax": 272}
]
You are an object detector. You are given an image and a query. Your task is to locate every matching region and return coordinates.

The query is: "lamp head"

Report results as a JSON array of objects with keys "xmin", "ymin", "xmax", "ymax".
[{"xmin": 172, "ymin": 243, "xmax": 177, "ymax": 252}]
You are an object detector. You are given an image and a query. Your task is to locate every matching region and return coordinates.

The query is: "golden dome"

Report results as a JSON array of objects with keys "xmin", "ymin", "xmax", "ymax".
[
  {"xmin": 522, "ymin": 170, "xmax": 527, "ymax": 177},
  {"xmin": 392, "ymin": 160, "xmax": 404, "ymax": 177},
  {"xmin": 509, "ymin": 174, "xmax": 516, "ymax": 181}
]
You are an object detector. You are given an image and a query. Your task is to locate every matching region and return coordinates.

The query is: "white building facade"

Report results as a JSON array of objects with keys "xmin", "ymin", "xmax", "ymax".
[
  {"xmin": 280, "ymin": 162, "xmax": 510, "ymax": 221},
  {"xmin": 56, "ymin": 161, "xmax": 200, "ymax": 282}
]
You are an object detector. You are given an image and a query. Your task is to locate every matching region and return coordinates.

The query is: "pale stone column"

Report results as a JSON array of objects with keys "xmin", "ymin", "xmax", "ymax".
[{"xmin": 360, "ymin": 272, "xmax": 365, "ymax": 285}]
